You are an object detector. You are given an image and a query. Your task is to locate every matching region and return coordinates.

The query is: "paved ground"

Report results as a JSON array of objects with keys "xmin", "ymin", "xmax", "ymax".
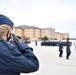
[{"xmin": 21, "ymin": 41, "xmax": 76, "ymax": 75}]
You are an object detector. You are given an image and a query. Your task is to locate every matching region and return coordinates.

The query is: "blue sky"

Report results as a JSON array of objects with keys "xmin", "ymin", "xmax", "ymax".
[{"xmin": 0, "ymin": 0, "xmax": 76, "ymax": 38}]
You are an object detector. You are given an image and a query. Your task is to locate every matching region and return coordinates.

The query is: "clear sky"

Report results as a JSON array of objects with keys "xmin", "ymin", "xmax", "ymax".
[{"xmin": 0, "ymin": 0, "xmax": 76, "ymax": 38}]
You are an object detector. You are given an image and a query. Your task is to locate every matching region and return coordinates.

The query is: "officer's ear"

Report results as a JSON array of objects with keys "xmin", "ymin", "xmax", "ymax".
[
  {"xmin": 6, "ymin": 31, "xmax": 11, "ymax": 41},
  {"xmin": 6, "ymin": 31, "xmax": 10, "ymax": 37}
]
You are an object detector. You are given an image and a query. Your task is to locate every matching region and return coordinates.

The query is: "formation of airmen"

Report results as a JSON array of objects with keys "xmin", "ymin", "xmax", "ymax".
[{"xmin": 41, "ymin": 38, "xmax": 72, "ymax": 59}]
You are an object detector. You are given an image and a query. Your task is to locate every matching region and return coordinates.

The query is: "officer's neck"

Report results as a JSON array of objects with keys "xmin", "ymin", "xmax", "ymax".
[{"xmin": 1, "ymin": 35, "xmax": 7, "ymax": 40}]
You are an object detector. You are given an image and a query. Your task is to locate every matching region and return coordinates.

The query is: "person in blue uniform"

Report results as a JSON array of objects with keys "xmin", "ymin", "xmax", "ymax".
[
  {"xmin": 35, "ymin": 40, "xmax": 37, "ymax": 46},
  {"xmin": 59, "ymin": 40, "xmax": 63, "ymax": 57},
  {"xmin": 0, "ymin": 14, "xmax": 39, "ymax": 75},
  {"xmin": 66, "ymin": 38, "xmax": 71, "ymax": 59}
]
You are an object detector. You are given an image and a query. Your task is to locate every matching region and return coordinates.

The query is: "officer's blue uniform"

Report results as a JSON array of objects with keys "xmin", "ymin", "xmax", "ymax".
[
  {"xmin": 0, "ymin": 39, "xmax": 39, "ymax": 75},
  {"xmin": 59, "ymin": 42, "xmax": 63, "ymax": 57},
  {"xmin": 0, "ymin": 14, "xmax": 39, "ymax": 75},
  {"xmin": 65, "ymin": 38, "xmax": 71, "ymax": 59},
  {"xmin": 66, "ymin": 41, "xmax": 71, "ymax": 59}
]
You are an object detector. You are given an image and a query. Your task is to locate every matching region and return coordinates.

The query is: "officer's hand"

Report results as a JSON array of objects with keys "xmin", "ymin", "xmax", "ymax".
[{"xmin": 17, "ymin": 42, "xmax": 33, "ymax": 53}]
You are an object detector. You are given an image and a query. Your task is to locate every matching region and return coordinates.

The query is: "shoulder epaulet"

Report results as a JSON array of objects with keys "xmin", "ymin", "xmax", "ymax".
[{"xmin": 3, "ymin": 41, "xmax": 16, "ymax": 50}]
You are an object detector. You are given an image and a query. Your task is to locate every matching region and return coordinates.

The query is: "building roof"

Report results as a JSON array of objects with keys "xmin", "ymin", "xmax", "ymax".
[
  {"xmin": 41, "ymin": 28, "xmax": 52, "ymax": 30},
  {"xmin": 15, "ymin": 25, "xmax": 40, "ymax": 29}
]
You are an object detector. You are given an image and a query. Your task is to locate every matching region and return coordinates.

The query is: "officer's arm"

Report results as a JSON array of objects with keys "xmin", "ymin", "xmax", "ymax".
[{"xmin": 3, "ymin": 44, "xmax": 39, "ymax": 73}]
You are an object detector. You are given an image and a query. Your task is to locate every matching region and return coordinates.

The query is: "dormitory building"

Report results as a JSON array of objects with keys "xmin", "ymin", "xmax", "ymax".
[{"xmin": 12, "ymin": 25, "xmax": 69, "ymax": 41}]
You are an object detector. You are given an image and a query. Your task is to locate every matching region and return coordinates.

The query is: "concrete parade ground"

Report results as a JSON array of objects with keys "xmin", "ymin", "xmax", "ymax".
[{"xmin": 21, "ymin": 41, "xmax": 76, "ymax": 75}]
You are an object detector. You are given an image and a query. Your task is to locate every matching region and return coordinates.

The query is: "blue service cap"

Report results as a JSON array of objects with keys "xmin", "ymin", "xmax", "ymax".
[{"xmin": 0, "ymin": 14, "xmax": 14, "ymax": 28}]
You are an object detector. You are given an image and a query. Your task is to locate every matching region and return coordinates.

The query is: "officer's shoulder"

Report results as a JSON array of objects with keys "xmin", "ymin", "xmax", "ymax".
[{"xmin": 3, "ymin": 40, "xmax": 16, "ymax": 50}]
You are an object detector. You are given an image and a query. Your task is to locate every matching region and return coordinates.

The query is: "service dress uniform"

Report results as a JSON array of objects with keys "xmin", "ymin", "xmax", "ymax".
[
  {"xmin": 59, "ymin": 42, "xmax": 63, "ymax": 57},
  {"xmin": 66, "ymin": 42, "xmax": 71, "ymax": 59},
  {"xmin": 0, "ymin": 39, "xmax": 39, "ymax": 75},
  {"xmin": 0, "ymin": 14, "xmax": 39, "ymax": 75}
]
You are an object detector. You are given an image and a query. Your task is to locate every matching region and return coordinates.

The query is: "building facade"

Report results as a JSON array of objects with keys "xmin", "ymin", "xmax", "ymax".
[
  {"xmin": 12, "ymin": 25, "xmax": 69, "ymax": 41},
  {"xmin": 55, "ymin": 32, "xmax": 63, "ymax": 41},
  {"xmin": 12, "ymin": 27, "xmax": 23, "ymax": 38},
  {"xmin": 62, "ymin": 33, "xmax": 69, "ymax": 40},
  {"xmin": 23, "ymin": 28, "xmax": 41, "ymax": 40},
  {"xmin": 41, "ymin": 28, "xmax": 55, "ymax": 40},
  {"xmin": 55, "ymin": 32, "xmax": 69, "ymax": 41}
]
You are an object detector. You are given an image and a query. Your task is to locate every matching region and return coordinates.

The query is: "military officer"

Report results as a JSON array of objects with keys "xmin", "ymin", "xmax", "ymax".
[
  {"xmin": 66, "ymin": 38, "xmax": 71, "ymax": 59},
  {"xmin": 0, "ymin": 14, "xmax": 39, "ymax": 75},
  {"xmin": 59, "ymin": 40, "xmax": 63, "ymax": 57}
]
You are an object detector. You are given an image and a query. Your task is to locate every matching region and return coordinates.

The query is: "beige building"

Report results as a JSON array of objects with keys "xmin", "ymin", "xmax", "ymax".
[
  {"xmin": 62, "ymin": 33, "xmax": 69, "ymax": 40},
  {"xmin": 41, "ymin": 28, "xmax": 55, "ymax": 40},
  {"xmin": 12, "ymin": 27, "xmax": 23, "ymax": 38},
  {"xmin": 12, "ymin": 25, "xmax": 69, "ymax": 41},
  {"xmin": 23, "ymin": 28, "xmax": 41, "ymax": 40},
  {"xmin": 12, "ymin": 25, "xmax": 41, "ymax": 41},
  {"xmin": 55, "ymin": 32, "xmax": 69, "ymax": 41},
  {"xmin": 55, "ymin": 32, "xmax": 63, "ymax": 41}
]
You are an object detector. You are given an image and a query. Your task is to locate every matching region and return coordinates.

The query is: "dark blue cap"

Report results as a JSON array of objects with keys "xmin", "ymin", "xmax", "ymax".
[{"xmin": 0, "ymin": 14, "xmax": 14, "ymax": 27}]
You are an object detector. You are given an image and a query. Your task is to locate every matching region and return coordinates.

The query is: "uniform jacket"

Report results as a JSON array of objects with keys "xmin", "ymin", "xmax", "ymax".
[
  {"xmin": 0, "ymin": 39, "xmax": 39, "ymax": 75},
  {"xmin": 59, "ymin": 42, "xmax": 63, "ymax": 52},
  {"xmin": 66, "ymin": 42, "xmax": 71, "ymax": 53}
]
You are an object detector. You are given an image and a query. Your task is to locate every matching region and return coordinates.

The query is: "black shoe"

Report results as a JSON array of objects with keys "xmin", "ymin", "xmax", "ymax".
[
  {"xmin": 66, "ymin": 57, "xmax": 69, "ymax": 59},
  {"xmin": 59, "ymin": 55, "xmax": 62, "ymax": 57}
]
